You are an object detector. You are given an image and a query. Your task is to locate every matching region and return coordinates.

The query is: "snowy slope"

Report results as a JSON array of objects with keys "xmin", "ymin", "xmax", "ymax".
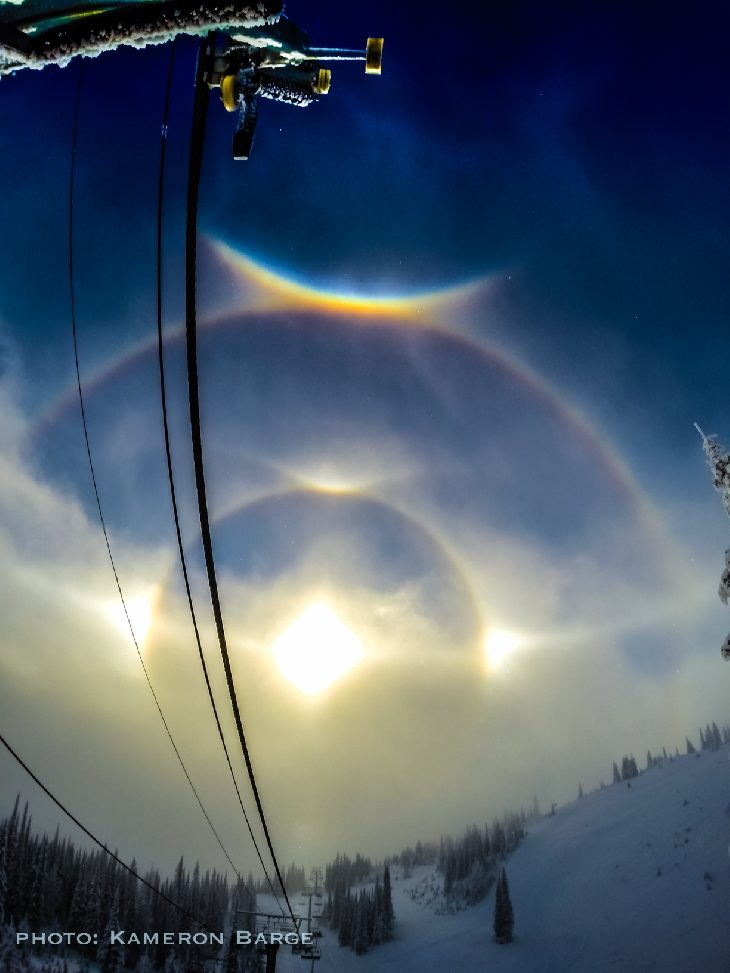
[{"xmin": 273, "ymin": 746, "xmax": 730, "ymax": 973}]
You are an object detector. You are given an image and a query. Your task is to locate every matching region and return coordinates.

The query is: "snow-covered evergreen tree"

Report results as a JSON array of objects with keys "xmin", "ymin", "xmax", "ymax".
[
  {"xmin": 97, "ymin": 887, "xmax": 125, "ymax": 973},
  {"xmin": 338, "ymin": 891, "xmax": 352, "ymax": 947},
  {"xmin": 0, "ymin": 922, "xmax": 27, "ymax": 972},
  {"xmin": 711, "ymin": 722, "xmax": 722, "ymax": 748},
  {"xmin": 493, "ymin": 868, "xmax": 514, "ymax": 944},
  {"xmin": 353, "ymin": 890, "xmax": 369, "ymax": 954},
  {"xmin": 620, "ymin": 755, "xmax": 638, "ymax": 780},
  {"xmin": 0, "ymin": 821, "xmax": 7, "ymax": 924},
  {"xmin": 163, "ymin": 952, "xmax": 182, "ymax": 973},
  {"xmin": 27, "ymin": 839, "xmax": 48, "ymax": 930},
  {"xmin": 382, "ymin": 864, "xmax": 395, "ymax": 939},
  {"xmin": 371, "ymin": 878, "xmax": 385, "ymax": 945}
]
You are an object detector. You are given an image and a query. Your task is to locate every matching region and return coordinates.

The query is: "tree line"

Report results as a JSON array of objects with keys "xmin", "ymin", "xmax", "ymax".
[
  {"xmin": 0, "ymin": 795, "xmax": 254, "ymax": 972},
  {"xmin": 438, "ymin": 812, "xmax": 525, "ymax": 904},
  {"xmin": 322, "ymin": 863, "xmax": 394, "ymax": 955},
  {"xmin": 608, "ymin": 720, "xmax": 730, "ymax": 786}
]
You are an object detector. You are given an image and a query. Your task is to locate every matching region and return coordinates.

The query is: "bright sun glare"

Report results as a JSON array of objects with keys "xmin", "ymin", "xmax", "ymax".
[
  {"xmin": 272, "ymin": 604, "xmax": 364, "ymax": 695},
  {"xmin": 105, "ymin": 595, "xmax": 154, "ymax": 645},
  {"xmin": 484, "ymin": 628, "xmax": 523, "ymax": 670}
]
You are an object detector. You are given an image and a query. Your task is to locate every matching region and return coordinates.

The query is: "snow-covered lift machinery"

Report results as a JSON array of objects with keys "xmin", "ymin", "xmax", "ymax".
[
  {"xmin": 203, "ymin": 19, "xmax": 383, "ymax": 159},
  {"xmin": 0, "ymin": 1, "xmax": 383, "ymax": 159},
  {"xmin": 0, "ymin": 0, "xmax": 283, "ymax": 75}
]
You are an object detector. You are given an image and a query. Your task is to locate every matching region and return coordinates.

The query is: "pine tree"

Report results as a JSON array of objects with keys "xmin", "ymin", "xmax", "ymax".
[
  {"xmin": 711, "ymin": 722, "xmax": 722, "ymax": 748},
  {"xmin": 122, "ymin": 858, "xmax": 138, "ymax": 931},
  {"xmin": 4, "ymin": 797, "xmax": 21, "ymax": 923},
  {"xmin": 331, "ymin": 879, "xmax": 344, "ymax": 929},
  {"xmin": 28, "ymin": 839, "xmax": 48, "ymax": 929},
  {"xmin": 352, "ymin": 891, "xmax": 369, "ymax": 955},
  {"xmin": 493, "ymin": 868, "xmax": 514, "ymax": 944},
  {"xmin": 0, "ymin": 823, "xmax": 7, "ymax": 925},
  {"xmin": 382, "ymin": 865, "xmax": 395, "ymax": 939},
  {"xmin": 686, "ymin": 736, "xmax": 697, "ymax": 755},
  {"xmin": 491, "ymin": 821, "xmax": 506, "ymax": 859},
  {"xmin": 338, "ymin": 892, "xmax": 352, "ymax": 947},
  {"xmin": 443, "ymin": 845, "xmax": 456, "ymax": 895},
  {"xmin": 97, "ymin": 887, "xmax": 125, "ymax": 973},
  {"xmin": 612, "ymin": 761, "xmax": 621, "ymax": 784},
  {"xmin": 371, "ymin": 879, "xmax": 385, "ymax": 945},
  {"xmin": 163, "ymin": 954, "xmax": 182, "ymax": 973},
  {"xmin": 0, "ymin": 922, "xmax": 27, "ymax": 973}
]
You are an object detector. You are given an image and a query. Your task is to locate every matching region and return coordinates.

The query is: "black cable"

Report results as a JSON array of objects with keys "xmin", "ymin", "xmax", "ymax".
[
  {"xmin": 155, "ymin": 39, "xmax": 284, "ymax": 914},
  {"xmin": 184, "ymin": 34, "xmax": 296, "ymax": 924},
  {"xmin": 0, "ymin": 732, "xmax": 213, "ymax": 931},
  {"xmin": 67, "ymin": 57, "xmax": 243, "ymax": 889}
]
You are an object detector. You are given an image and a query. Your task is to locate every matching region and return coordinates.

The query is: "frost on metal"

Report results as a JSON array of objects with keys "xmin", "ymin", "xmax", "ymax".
[
  {"xmin": 0, "ymin": 0, "xmax": 281, "ymax": 75},
  {"xmin": 696, "ymin": 423, "xmax": 730, "ymax": 659}
]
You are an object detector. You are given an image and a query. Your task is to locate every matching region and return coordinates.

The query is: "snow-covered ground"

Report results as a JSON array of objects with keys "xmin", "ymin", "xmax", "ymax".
[{"xmin": 273, "ymin": 746, "xmax": 730, "ymax": 972}]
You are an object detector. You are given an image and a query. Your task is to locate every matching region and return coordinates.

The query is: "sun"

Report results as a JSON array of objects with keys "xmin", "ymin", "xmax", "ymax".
[
  {"xmin": 105, "ymin": 594, "xmax": 154, "ymax": 645},
  {"xmin": 271, "ymin": 604, "xmax": 364, "ymax": 695},
  {"xmin": 483, "ymin": 628, "xmax": 524, "ymax": 670}
]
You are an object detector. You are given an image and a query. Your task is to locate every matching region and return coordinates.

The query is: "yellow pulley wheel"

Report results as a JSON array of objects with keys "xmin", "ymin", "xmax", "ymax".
[
  {"xmin": 220, "ymin": 74, "xmax": 239, "ymax": 112},
  {"xmin": 365, "ymin": 37, "xmax": 383, "ymax": 75},
  {"xmin": 312, "ymin": 68, "xmax": 331, "ymax": 94}
]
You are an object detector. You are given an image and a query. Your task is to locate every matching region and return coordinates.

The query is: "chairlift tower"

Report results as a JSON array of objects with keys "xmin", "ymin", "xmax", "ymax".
[
  {"xmin": 235, "ymin": 907, "xmax": 319, "ymax": 973},
  {"xmin": 294, "ymin": 869, "xmax": 324, "ymax": 969}
]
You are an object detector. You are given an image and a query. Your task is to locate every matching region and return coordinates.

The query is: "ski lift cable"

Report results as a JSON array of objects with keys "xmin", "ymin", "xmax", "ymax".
[
  {"xmin": 155, "ymin": 39, "xmax": 286, "ymax": 918},
  {"xmin": 0, "ymin": 732, "xmax": 216, "ymax": 932},
  {"xmin": 67, "ymin": 57, "xmax": 246, "ymax": 891},
  {"xmin": 184, "ymin": 32, "xmax": 297, "ymax": 927}
]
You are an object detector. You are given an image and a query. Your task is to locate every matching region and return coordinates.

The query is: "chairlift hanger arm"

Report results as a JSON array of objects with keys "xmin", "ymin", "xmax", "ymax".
[{"xmin": 202, "ymin": 20, "xmax": 382, "ymax": 159}]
